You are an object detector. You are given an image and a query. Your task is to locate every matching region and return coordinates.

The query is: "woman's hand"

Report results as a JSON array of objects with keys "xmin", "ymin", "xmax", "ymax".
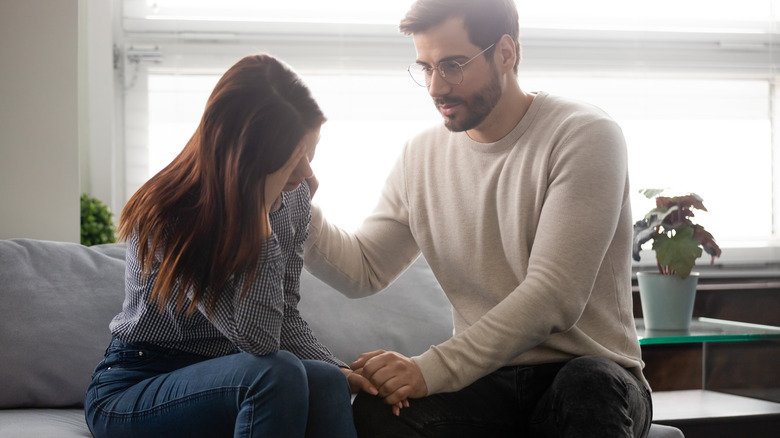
[
  {"xmin": 264, "ymin": 143, "xmax": 308, "ymax": 212},
  {"xmin": 341, "ymin": 367, "xmax": 410, "ymax": 416},
  {"xmin": 341, "ymin": 366, "xmax": 376, "ymax": 394},
  {"xmin": 351, "ymin": 350, "xmax": 428, "ymax": 404}
]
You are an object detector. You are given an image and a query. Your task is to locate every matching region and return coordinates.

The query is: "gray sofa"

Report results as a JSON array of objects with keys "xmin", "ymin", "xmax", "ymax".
[{"xmin": 0, "ymin": 238, "xmax": 683, "ymax": 437}]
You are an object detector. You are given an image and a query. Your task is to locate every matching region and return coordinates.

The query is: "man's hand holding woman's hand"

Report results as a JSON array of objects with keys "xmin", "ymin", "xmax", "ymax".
[
  {"xmin": 349, "ymin": 350, "xmax": 427, "ymax": 416},
  {"xmin": 340, "ymin": 366, "xmax": 377, "ymax": 396},
  {"xmin": 339, "ymin": 367, "xmax": 409, "ymax": 416}
]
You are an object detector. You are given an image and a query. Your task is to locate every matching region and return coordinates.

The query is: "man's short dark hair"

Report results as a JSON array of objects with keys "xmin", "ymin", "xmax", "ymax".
[{"xmin": 399, "ymin": 0, "xmax": 520, "ymax": 73}]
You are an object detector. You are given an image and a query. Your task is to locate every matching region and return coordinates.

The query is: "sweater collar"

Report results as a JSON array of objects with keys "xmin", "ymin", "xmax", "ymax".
[{"xmin": 459, "ymin": 91, "xmax": 547, "ymax": 153}]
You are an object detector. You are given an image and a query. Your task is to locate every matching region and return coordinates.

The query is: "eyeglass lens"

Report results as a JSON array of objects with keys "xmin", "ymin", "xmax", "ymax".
[{"xmin": 408, "ymin": 61, "xmax": 465, "ymax": 87}]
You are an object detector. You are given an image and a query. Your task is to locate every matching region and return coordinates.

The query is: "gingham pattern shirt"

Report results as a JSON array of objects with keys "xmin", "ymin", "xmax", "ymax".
[{"xmin": 110, "ymin": 182, "xmax": 345, "ymax": 367}]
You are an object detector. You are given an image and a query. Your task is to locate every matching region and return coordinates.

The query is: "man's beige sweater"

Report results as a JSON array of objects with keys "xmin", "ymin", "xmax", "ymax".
[{"xmin": 305, "ymin": 91, "xmax": 648, "ymax": 395}]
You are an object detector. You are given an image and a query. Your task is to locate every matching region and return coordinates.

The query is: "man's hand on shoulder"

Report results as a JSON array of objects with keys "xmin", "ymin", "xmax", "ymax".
[{"xmin": 351, "ymin": 350, "xmax": 428, "ymax": 407}]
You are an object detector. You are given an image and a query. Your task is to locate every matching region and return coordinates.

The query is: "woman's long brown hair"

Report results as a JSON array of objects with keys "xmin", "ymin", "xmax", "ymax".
[{"xmin": 117, "ymin": 54, "xmax": 325, "ymax": 314}]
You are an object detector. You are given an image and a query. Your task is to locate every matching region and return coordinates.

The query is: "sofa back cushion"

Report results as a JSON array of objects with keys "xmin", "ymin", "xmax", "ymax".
[
  {"xmin": 0, "ymin": 239, "xmax": 126, "ymax": 409},
  {"xmin": 0, "ymin": 238, "xmax": 454, "ymax": 409},
  {"xmin": 298, "ymin": 256, "xmax": 454, "ymax": 363}
]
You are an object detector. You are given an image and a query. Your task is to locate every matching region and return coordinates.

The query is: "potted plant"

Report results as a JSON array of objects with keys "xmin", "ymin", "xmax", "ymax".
[
  {"xmin": 80, "ymin": 193, "xmax": 116, "ymax": 246},
  {"xmin": 632, "ymin": 189, "xmax": 722, "ymax": 331}
]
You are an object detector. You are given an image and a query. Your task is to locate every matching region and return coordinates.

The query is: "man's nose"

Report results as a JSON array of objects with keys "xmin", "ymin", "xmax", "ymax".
[{"xmin": 427, "ymin": 70, "xmax": 452, "ymax": 97}]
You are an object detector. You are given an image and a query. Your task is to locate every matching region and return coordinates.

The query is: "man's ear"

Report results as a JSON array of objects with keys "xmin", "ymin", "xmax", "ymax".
[{"xmin": 495, "ymin": 34, "xmax": 519, "ymax": 73}]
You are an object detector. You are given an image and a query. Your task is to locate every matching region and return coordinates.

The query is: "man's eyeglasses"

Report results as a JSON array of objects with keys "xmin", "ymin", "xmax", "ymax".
[{"xmin": 407, "ymin": 43, "xmax": 495, "ymax": 88}]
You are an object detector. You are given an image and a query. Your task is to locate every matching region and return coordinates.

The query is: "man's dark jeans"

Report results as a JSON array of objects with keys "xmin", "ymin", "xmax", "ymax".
[{"xmin": 353, "ymin": 355, "xmax": 652, "ymax": 437}]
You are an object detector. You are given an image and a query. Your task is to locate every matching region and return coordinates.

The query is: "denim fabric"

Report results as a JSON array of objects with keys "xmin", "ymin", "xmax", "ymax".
[
  {"xmin": 353, "ymin": 356, "xmax": 651, "ymax": 438},
  {"xmin": 85, "ymin": 338, "xmax": 356, "ymax": 438}
]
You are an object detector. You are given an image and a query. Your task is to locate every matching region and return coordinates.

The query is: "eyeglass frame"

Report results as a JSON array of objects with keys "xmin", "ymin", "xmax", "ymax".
[{"xmin": 407, "ymin": 43, "xmax": 496, "ymax": 88}]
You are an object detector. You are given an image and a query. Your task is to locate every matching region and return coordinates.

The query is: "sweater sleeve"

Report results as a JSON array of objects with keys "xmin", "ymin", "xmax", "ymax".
[{"xmin": 305, "ymin": 148, "xmax": 422, "ymax": 297}]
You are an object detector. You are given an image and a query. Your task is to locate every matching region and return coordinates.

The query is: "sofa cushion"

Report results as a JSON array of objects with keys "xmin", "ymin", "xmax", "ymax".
[
  {"xmin": 0, "ymin": 238, "xmax": 453, "ymax": 408},
  {"xmin": 0, "ymin": 409, "xmax": 92, "ymax": 438},
  {"xmin": 0, "ymin": 239, "xmax": 126, "ymax": 409},
  {"xmin": 298, "ymin": 256, "xmax": 454, "ymax": 363}
]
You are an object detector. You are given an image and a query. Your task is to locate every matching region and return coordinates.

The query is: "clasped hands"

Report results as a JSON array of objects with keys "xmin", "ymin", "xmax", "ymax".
[{"xmin": 340, "ymin": 350, "xmax": 428, "ymax": 416}]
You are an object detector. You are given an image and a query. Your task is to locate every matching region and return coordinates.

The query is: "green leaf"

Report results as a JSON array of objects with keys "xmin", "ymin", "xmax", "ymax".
[
  {"xmin": 652, "ymin": 226, "xmax": 703, "ymax": 278},
  {"xmin": 80, "ymin": 193, "xmax": 116, "ymax": 246}
]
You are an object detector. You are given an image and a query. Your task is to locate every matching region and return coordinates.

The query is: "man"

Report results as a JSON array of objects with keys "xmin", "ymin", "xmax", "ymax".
[{"xmin": 304, "ymin": 0, "xmax": 652, "ymax": 436}]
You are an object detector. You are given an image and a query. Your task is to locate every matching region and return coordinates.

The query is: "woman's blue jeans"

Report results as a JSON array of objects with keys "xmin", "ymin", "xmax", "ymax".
[
  {"xmin": 85, "ymin": 338, "xmax": 357, "ymax": 438},
  {"xmin": 352, "ymin": 355, "xmax": 652, "ymax": 437}
]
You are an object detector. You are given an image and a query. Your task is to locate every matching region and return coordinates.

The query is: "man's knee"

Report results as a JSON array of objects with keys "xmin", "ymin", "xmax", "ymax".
[
  {"xmin": 352, "ymin": 392, "xmax": 422, "ymax": 438},
  {"xmin": 353, "ymin": 392, "xmax": 393, "ymax": 422},
  {"xmin": 553, "ymin": 356, "xmax": 627, "ymax": 394},
  {"xmin": 535, "ymin": 357, "xmax": 651, "ymax": 437}
]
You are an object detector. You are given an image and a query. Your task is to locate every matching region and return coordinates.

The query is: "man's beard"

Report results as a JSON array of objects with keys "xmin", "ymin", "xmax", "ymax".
[{"xmin": 436, "ymin": 69, "xmax": 502, "ymax": 132}]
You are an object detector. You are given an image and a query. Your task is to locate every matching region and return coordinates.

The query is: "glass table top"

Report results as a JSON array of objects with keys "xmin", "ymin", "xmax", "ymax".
[{"xmin": 636, "ymin": 317, "xmax": 780, "ymax": 345}]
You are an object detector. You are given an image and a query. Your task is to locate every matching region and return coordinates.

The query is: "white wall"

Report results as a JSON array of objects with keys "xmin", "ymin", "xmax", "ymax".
[
  {"xmin": 0, "ymin": 0, "xmax": 80, "ymax": 242},
  {"xmin": 79, "ymin": 0, "xmax": 118, "ymax": 215}
]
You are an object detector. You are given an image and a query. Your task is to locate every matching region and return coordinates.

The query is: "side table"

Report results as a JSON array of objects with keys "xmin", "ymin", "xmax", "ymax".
[{"xmin": 636, "ymin": 317, "xmax": 780, "ymax": 438}]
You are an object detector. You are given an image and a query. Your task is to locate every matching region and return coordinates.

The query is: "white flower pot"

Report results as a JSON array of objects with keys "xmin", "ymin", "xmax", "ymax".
[{"xmin": 637, "ymin": 271, "xmax": 699, "ymax": 331}]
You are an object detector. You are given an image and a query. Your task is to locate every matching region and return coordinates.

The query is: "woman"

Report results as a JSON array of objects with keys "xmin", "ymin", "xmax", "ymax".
[{"xmin": 85, "ymin": 54, "xmax": 361, "ymax": 438}]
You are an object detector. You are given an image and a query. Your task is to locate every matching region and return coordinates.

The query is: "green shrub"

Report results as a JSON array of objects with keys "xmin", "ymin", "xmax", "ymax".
[{"xmin": 80, "ymin": 193, "xmax": 116, "ymax": 246}]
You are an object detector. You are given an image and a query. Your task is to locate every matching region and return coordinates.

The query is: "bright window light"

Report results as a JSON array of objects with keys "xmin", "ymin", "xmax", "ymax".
[
  {"xmin": 148, "ymin": 73, "xmax": 772, "ymax": 243},
  {"xmin": 130, "ymin": 0, "xmax": 780, "ymax": 261},
  {"xmin": 136, "ymin": 0, "xmax": 780, "ymax": 32},
  {"xmin": 142, "ymin": 0, "xmax": 415, "ymax": 24}
]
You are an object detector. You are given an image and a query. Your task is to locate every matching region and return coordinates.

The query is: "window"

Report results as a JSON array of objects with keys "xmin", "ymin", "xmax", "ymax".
[
  {"xmin": 146, "ymin": 72, "xmax": 437, "ymax": 229},
  {"xmin": 117, "ymin": 0, "xmax": 780, "ymax": 272}
]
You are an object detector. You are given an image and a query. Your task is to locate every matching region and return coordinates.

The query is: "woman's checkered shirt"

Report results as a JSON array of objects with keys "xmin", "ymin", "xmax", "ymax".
[{"xmin": 109, "ymin": 182, "xmax": 345, "ymax": 367}]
